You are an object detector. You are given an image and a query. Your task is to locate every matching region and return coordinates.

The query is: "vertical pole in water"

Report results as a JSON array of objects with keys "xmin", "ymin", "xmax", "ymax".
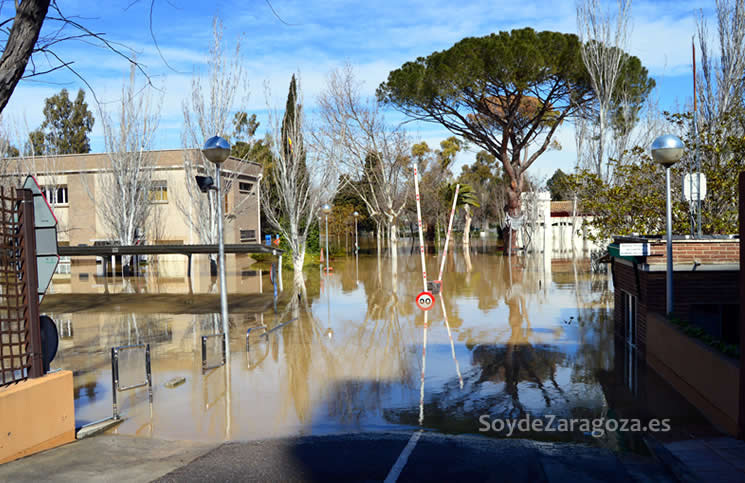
[
  {"xmin": 665, "ymin": 166, "xmax": 674, "ymax": 316},
  {"xmin": 145, "ymin": 344, "xmax": 153, "ymax": 403},
  {"xmin": 691, "ymin": 38, "xmax": 701, "ymax": 238},
  {"xmin": 438, "ymin": 184, "xmax": 460, "ymax": 282},
  {"xmin": 278, "ymin": 254, "xmax": 283, "ymax": 292},
  {"xmin": 414, "ymin": 164, "xmax": 428, "ymax": 293},
  {"xmin": 325, "ymin": 215, "xmax": 330, "ymax": 274},
  {"xmin": 413, "ymin": 163, "xmax": 429, "ymax": 425},
  {"xmin": 215, "ymin": 164, "xmax": 230, "ymax": 360},
  {"xmin": 111, "ymin": 348, "xmax": 119, "ymax": 419}
]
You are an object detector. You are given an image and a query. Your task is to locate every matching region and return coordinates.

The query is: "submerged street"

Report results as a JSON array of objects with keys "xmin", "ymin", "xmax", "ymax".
[
  {"xmin": 0, "ymin": 244, "xmax": 733, "ymax": 481},
  {"xmin": 44, "ymin": 246, "xmax": 713, "ymax": 447}
]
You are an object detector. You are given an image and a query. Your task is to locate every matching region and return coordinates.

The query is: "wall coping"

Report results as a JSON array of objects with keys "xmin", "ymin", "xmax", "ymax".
[
  {"xmin": 613, "ymin": 257, "xmax": 740, "ymax": 272},
  {"xmin": 613, "ymin": 235, "xmax": 739, "ymax": 244}
]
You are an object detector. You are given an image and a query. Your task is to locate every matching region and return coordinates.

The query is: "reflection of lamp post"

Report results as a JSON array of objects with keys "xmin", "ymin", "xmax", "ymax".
[
  {"xmin": 353, "ymin": 211, "xmax": 359, "ymax": 254},
  {"xmin": 322, "ymin": 203, "xmax": 332, "ymax": 273},
  {"xmin": 651, "ymin": 135, "xmax": 684, "ymax": 316},
  {"xmin": 202, "ymin": 135, "xmax": 231, "ymax": 357}
]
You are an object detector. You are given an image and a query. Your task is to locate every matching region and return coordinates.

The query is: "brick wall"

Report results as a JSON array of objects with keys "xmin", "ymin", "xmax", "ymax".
[{"xmin": 648, "ymin": 240, "xmax": 740, "ymax": 265}]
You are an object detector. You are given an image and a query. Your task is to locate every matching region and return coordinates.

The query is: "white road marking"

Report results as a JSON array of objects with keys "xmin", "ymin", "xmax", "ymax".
[{"xmin": 384, "ymin": 431, "xmax": 423, "ymax": 483}]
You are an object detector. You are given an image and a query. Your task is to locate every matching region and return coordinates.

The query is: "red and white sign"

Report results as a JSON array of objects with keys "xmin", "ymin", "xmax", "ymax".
[{"xmin": 415, "ymin": 291, "xmax": 435, "ymax": 311}]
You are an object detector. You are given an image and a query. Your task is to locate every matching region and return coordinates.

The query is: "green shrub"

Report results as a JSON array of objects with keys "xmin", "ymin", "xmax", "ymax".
[{"xmin": 668, "ymin": 315, "xmax": 740, "ymax": 359}]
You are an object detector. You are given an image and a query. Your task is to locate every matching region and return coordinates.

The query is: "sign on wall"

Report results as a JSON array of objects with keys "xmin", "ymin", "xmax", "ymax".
[
  {"xmin": 619, "ymin": 243, "xmax": 650, "ymax": 257},
  {"xmin": 23, "ymin": 176, "xmax": 60, "ymax": 302}
]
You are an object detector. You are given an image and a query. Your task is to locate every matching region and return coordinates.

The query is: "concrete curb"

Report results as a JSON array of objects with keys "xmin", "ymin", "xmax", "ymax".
[
  {"xmin": 75, "ymin": 418, "xmax": 123, "ymax": 440},
  {"xmin": 643, "ymin": 435, "xmax": 701, "ymax": 483}
]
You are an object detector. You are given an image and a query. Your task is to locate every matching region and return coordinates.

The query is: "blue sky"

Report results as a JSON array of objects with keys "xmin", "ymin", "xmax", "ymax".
[{"xmin": 2, "ymin": 0, "xmax": 715, "ymax": 179}]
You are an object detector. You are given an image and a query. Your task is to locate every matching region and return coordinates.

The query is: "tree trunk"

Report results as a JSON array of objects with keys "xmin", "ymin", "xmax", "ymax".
[
  {"xmin": 463, "ymin": 205, "xmax": 472, "ymax": 247},
  {"xmin": 505, "ymin": 176, "xmax": 523, "ymax": 255},
  {"xmin": 389, "ymin": 218, "xmax": 398, "ymax": 244},
  {"xmin": 0, "ymin": 1, "xmax": 51, "ymax": 114},
  {"xmin": 376, "ymin": 221, "xmax": 382, "ymax": 256},
  {"xmin": 292, "ymin": 244, "xmax": 306, "ymax": 275}
]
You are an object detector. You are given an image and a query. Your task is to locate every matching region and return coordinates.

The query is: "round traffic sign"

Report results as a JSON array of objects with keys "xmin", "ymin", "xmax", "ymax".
[{"xmin": 415, "ymin": 291, "xmax": 435, "ymax": 311}]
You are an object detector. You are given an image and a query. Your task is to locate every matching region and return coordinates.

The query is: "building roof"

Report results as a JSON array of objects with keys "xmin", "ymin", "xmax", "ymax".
[
  {"xmin": 1, "ymin": 149, "xmax": 263, "ymax": 176},
  {"xmin": 550, "ymin": 200, "xmax": 590, "ymax": 217}
]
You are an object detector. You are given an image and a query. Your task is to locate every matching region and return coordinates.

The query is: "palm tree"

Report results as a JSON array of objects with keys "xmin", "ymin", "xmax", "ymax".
[{"xmin": 443, "ymin": 183, "xmax": 481, "ymax": 246}]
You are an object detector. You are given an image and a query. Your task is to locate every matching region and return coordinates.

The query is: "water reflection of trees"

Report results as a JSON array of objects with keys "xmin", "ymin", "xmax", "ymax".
[
  {"xmin": 384, "ymin": 254, "xmax": 612, "ymax": 439},
  {"xmin": 311, "ymin": 254, "xmax": 415, "ymax": 424}
]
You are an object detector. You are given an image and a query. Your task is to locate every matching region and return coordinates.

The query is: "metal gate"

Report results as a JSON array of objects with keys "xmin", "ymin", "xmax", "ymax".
[
  {"xmin": 111, "ymin": 343, "xmax": 153, "ymax": 419},
  {"xmin": 0, "ymin": 188, "xmax": 42, "ymax": 387}
]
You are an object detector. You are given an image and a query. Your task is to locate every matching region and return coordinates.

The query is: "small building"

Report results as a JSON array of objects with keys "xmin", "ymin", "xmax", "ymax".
[
  {"xmin": 1, "ymin": 149, "xmax": 263, "ymax": 276},
  {"xmin": 516, "ymin": 192, "xmax": 602, "ymax": 254},
  {"xmin": 609, "ymin": 235, "xmax": 740, "ymax": 352},
  {"xmin": 609, "ymin": 235, "xmax": 742, "ymax": 437}
]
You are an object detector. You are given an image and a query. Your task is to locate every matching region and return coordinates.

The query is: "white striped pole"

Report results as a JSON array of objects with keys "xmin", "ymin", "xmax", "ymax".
[
  {"xmin": 413, "ymin": 164, "xmax": 428, "ymax": 292},
  {"xmin": 438, "ymin": 184, "xmax": 460, "ymax": 282},
  {"xmin": 414, "ymin": 163, "xmax": 429, "ymax": 426},
  {"xmin": 440, "ymin": 295, "xmax": 463, "ymax": 389},
  {"xmin": 419, "ymin": 309, "xmax": 428, "ymax": 426}
]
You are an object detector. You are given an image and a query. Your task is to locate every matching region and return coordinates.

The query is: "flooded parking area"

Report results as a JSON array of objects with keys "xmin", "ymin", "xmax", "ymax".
[{"xmin": 47, "ymin": 249, "xmax": 714, "ymax": 447}]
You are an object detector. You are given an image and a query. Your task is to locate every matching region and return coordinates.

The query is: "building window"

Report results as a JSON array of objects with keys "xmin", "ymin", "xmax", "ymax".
[
  {"xmin": 56, "ymin": 256, "xmax": 71, "ymax": 274},
  {"xmin": 149, "ymin": 180, "xmax": 168, "ymax": 203},
  {"xmin": 622, "ymin": 291, "xmax": 637, "ymax": 347},
  {"xmin": 239, "ymin": 182, "xmax": 253, "ymax": 194},
  {"xmin": 41, "ymin": 185, "xmax": 68, "ymax": 205},
  {"xmin": 240, "ymin": 229, "xmax": 256, "ymax": 242}
]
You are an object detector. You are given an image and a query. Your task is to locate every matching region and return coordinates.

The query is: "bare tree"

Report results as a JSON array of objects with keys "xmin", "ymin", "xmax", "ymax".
[
  {"xmin": 696, "ymin": 0, "xmax": 745, "ymax": 139},
  {"xmin": 317, "ymin": 65, "xmax": 411, "ymax": 251},
  {"xmin": 576, "ymin": 0, "xmax": 632, "ymax": 180},
  {"xmin": 0, "ymin": 1, "xmax": 157, "ymax": 114},
  {"xmin": 95, "ymin": 65, "xmax": 161, "ymax": 260},
  {"xmin": 263, "ymin": 76, "xmax": 337, "ymax": 281},
  {"xmin": 177, "ymin": 18, "xmax": 250, "ymax": 249},
  {"xmin": 0, "ymin": 116, "xmax": 76, "ymax": 237}
]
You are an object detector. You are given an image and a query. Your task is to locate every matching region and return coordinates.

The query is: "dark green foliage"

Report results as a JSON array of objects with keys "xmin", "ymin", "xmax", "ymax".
[
  {"xmin": 333, "ymin": 174, "xmax": 374, "ymax": 232},
  {"xmin": 230, "ymin": 111, "xmax": 261, "ymax": 159},
  {"xmin": 306, "ymin": 220, "xmax": 320, "ymax": 253},
  {"xmin": 458, "ymin": 150, "xmax": 503, "ymax": 228},
  {"xmin": 377, "ymin": 28, "xmax": 594, "ymax": 154},
  {"xmin": 34, "ymin": 88, "xmax": 94, "ymax": 154},
  {"xmin": 25, "ymin": 129, "xmax": 45, "ymax": 156},
  {"xmin": 228, "ymin": 111, "xmax": 276, "ymax": 238},
  {"xmin": 546, "ymin": 169, "xmax": 573, "ymax": 201},
  {"xmin": 567, "ymin": 150, "xmax": 690, "ymax": 241}
]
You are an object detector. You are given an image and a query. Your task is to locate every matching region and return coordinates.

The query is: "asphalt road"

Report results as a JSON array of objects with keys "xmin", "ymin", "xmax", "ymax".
[
  {"xmin": 154, "ymin": 432, "xmax": 675, "ymax": 483},
  {"xmin": 0, "ymin": 432, "xmax": 675, "ymax": 482}
]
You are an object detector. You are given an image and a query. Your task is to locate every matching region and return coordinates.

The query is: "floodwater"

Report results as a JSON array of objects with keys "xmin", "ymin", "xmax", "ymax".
[{"xmin": 47, "ymin": 245, "xmax": 713, "ymax": 448}]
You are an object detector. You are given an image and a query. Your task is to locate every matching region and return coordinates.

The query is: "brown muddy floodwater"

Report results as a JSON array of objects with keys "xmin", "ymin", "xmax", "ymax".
[{"xmin": 45, "ymin": 247, "xmax": 713, "ymax": 449}]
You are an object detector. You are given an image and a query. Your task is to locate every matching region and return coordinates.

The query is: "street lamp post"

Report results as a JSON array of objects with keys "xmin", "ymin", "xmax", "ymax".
[
  {"xmin": 651, "ymin": 135, "xmax": 684, "ymax": 316},
  {"xmin": 322, "ymin": 204, "xmax": 332, "ymax": 273},
  {"xmin": 202, "ymin": 135, "xmax": 231, "ymax": 357},
  {"xmin": 353, "ymin": 211, "xmax": 359, "ymax": 254}
]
